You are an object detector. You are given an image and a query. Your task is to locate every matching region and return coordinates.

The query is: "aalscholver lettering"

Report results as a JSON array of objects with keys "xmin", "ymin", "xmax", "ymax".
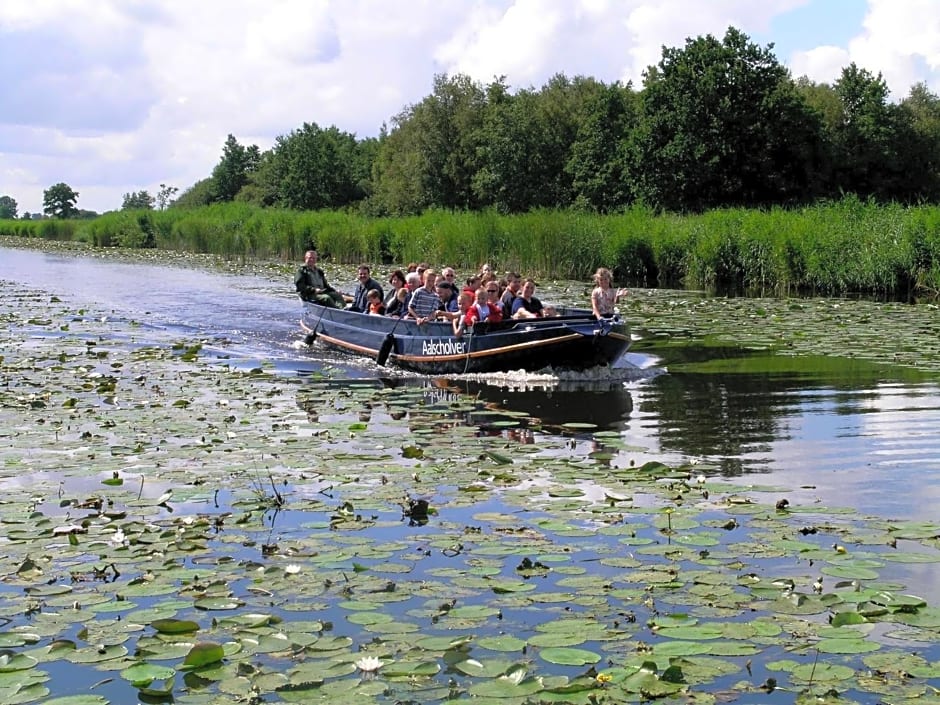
[{"xmin": 422, "ymin": 339, "xmax": 467, "ymax": 356}]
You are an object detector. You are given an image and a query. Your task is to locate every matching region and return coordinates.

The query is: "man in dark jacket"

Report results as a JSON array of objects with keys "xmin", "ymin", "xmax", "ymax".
[
  {"xmin": 350, "ymin": 265, "xmax": 383, "ymax": 312},
  {"xmin": 294, "ymin": 250, "xmax": 346, "ymax": 307}
]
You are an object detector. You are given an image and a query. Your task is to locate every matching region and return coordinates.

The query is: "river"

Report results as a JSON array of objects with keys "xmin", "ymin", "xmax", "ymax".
[
  {"xmin": 4, "ymin": 244, "xmax": 937, "ymax": 521},
  {"xmin": 3, "ymin": 243, "xmax": 940, "ymax": 703}
]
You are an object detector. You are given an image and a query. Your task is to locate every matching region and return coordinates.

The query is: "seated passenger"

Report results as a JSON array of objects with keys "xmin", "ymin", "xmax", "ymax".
[
  {"xmin": 384, "ymin": 270, "xmax": 406, "ymax": 307},
  {"xmin": 386, "ymin": 286, "xmax": 407, "ymax": 318},
  {"xmin": 462, "ymin": 276, "xmax": 481, "ymax": 297},
  {"xmin": 511, "ymin": 278, "xmax": 544, "ymax": 319},
  {"xmin": 398, "ymin": 271, "xmax": 422, "ymax": 317},
  {"xmin": 500, "ymin": 272, "xmax": 521, "ymax": 318},
  {"xmin": 483, "ymin": 281, "xmax": 504, "ymax": 322},
  {"xmin": 408, "ymin": 268, "xmax": 442, "ymax": 324},
  {"xmin": 452, "ymin": 292, "xmax": 474, "ymax": 337},
  {"xmin": 367, "ymin": 288, "xmax": 386, "ymax": 315},
  {"xmin": 350, "ymin": 265, "xmax": 383, "ymax": 313},
  {"xmin": 435, "ymin": 275, "xmax": 459, "ymax": 313},
  {"xmin": 465, "ymin": 287, "xmax": 496, "ymax": 326}
]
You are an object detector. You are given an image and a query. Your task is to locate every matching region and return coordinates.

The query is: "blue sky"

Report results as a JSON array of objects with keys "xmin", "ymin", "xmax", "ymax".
[{"xmin": 1, "ymin": 0, "xmax": 937, "ymax": 215}]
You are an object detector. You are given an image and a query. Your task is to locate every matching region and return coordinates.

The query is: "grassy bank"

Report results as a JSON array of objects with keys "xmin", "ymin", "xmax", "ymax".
[{"xmin": 3, "ymin": 198, "xmax": 939, "ymax": 298}]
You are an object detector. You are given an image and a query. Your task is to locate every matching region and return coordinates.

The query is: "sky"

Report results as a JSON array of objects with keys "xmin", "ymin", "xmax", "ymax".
[{"xmin": 2, "ymin": 0, "xmax": 939, "ymax": 216}]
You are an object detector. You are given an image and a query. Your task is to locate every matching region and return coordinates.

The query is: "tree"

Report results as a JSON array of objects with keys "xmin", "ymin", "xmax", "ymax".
[
  {"xmin": 0, "ymin": 195, "xmax": 17, "ymax": 219},
  {"xmin": 211, "ymin": 134, "xmax": 260, "ymax": 202},
  {"xmin": 631, "ymin": 27, "xmax": 823, "ymax": 211},
  {"xmin": 43, "ymin": 182, "xmax": 80, "ymax": 219},
  {"xmin": 566, "ymin": 82, "xmax": 639, "ymax": 211},
  {"xmin": 371, "ymin": 73, "xmax": 488, "ymax": 214},
  {"xmin": 898, "ymin": 83, "xmax": 940, "ymax": 201},
  {"xmin": 156, "ymin": 184, "xmax": 179, "ymax": 210},
  {"xmin": 173, "ymin": 178, "xmax": 215, "ymax": 209},
  {"xmin": 121, "ymin": 190, "xmax": 155, "ymax": 210},
  {"xmin": 472, "ymin": 74, "xmax": 608, "ymax": 213},
  {"xmin": 271, "ymin": 122, "xmax": 363, "ymax": 210},
  {"xmin": 831, "ymin": 63, "xmax": 898, "ymax": 199}
]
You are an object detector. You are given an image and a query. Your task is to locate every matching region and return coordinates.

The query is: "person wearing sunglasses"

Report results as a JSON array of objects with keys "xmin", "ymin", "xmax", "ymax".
[{"xmin": 483, "ymin": 282, "xmax": 503, "ymax": 322}]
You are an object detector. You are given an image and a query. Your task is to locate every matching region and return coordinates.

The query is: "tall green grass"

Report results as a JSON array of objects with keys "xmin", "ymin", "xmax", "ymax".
[{"xmin": 4, "ymin": 198, "xmax": 939, "ymax": 298}]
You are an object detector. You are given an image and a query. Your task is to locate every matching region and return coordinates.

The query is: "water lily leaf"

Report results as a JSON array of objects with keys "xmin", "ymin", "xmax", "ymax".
[
  {"xmin": 380, "ymin": 660, "xmax": 440, "ymax": 677},
  {"xmin": 539, "ymin": 647, "xmax": 601, "ymax": 666},
  {"xmin": 490, "ymin": 579, "xmax": 537, "ymax": 594},
  {"xmin": 39, "ymin": 697, "xmax": 109, "ymax": 705},
  {"xmin": 0, "ymin": 634, "xmax": 29, "ymax": 648},
  {"xmin": 346, "ymin": 611, "xmax": 393, "ymax": 626},
  {"xmin": 821, "ymin": 565, "xmax": 880, "ymax": 580},
  {"xmin": 528, "ymin": 632, "xmax": 588, "ymax": 648},
  {"xmin": 816, "ymin": 638, "xmax": 880, "ymax": 654},
  {"xmin": 67, "ymin": 644, "xmax": 127, "ymax": 664},
  {"xmin": 194, "ymin": 597, "xmax": 244, "ymax": 611},
  {"xmin": 181, "ymin": 642, "xmax": 225, "ymax": 670},
  {"xmin": 151, "ymin": 619, "xmax": 199, "ymax": 634},
  {"xmin": 0, "ymin": 653, "xmax": 38, "ymax": 672},
  {"xmin": 217, "ymin": 613, "xmax": 278, "ymax": 628},
  {"xmin": 831, "ymin": 611, "xmax": 868, "ymax": 627},
  {"xmin": 120, "ymin": 662, "xmax": 176, "ymax": 687},
  {"xmin": 870, "ymin": 593, "xmax": 927, "ymax": 609},
  {"xmin": 477, "ymin": 635, "xmax": 527, "ymax": 652},
  {"xmin": 468, "ymin": 674, "xmax": 544, "ymax": 698}
]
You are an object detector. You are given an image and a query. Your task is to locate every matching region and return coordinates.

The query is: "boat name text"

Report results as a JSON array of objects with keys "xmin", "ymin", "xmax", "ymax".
[{"xmin": 422, "ymin": 339, "xmax": 466, "ymax": 356}]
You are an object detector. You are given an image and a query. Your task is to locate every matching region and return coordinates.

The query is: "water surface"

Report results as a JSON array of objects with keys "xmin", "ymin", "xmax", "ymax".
[{"xmin": 3, "ymin": 244, "xmax": 938, "ymax": 521}]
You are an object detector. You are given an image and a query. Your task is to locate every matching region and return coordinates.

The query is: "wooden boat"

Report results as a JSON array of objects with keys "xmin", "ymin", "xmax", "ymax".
[{"xmin": 300, "ymin": 302, "xmax": 631, "ymax": 374}]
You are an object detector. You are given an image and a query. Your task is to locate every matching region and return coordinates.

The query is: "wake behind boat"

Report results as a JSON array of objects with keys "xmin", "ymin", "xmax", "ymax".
[{"xmin": 300, "ymin": 302, "xmax": 631, "ymax": 374}]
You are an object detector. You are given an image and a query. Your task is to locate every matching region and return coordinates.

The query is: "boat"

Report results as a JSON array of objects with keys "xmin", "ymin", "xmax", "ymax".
[{"xmin": 299, "ymin": 302, "xmax": 631, "ymax": 374}]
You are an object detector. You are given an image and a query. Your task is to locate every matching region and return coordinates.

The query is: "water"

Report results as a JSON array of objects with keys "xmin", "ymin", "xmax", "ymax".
[
  {"xmin": 3, "ymin": 245, "xmax": 938, "ymax": 522},
  {"xmin": 4, "ymin": 244, "xmax": 940, "ymax": 703}
]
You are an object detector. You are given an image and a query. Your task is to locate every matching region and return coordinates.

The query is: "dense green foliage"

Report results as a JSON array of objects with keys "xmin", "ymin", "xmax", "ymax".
[
  {"xmin": 122, "ymin": 190, "xmax": 156, "ymax": 210},
  {"xmin": 169, "ymin": 26, "xmax": 940, "ymax": 217},
  {"xmin": 42, "ymin": 182, "xmax": 80, "ymax": 219},
  {"xmin": 5, "ymin": 198, "xmax": 939, "ymax": 299},
  {"xmin": 0, "ymin": 195, "xmax": 18, "ymax": 219}
]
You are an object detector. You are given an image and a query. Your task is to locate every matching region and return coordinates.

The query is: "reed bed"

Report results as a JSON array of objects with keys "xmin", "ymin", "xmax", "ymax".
[{"xmin": 2, "ymin": 197, "xmax": 938, "ymax": 298}]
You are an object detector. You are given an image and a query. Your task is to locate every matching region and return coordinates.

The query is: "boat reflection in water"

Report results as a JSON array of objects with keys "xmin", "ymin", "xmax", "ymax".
[
  {"xmin": 442, "ymin": 377, "xmax": 633, "ymax": 433},
  {"xmin": 296, "ymin": 352, "xmax": 661, "ymax": 436}
]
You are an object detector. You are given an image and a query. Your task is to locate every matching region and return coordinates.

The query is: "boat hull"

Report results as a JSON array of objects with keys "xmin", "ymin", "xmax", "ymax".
[{"xmin": 300, "ymin": 303, "xmax": 630, "ymax": 374}]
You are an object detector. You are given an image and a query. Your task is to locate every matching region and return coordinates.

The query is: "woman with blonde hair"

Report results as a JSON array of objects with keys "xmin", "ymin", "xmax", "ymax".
[{"xmin": 591, "ymin": 267, "xmax": 628, "ymax": 319}]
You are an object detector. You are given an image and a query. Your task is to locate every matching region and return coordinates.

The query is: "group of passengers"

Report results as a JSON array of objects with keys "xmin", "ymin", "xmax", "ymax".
[{"xmin": 295, "ymin": 249, "xmax": 628, "ymax": 333}]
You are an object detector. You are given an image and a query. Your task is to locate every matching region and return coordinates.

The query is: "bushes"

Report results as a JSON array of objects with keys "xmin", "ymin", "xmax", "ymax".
[{"xmin": 7, "ymin": 198, "xmax": 940, "ymax": 298}]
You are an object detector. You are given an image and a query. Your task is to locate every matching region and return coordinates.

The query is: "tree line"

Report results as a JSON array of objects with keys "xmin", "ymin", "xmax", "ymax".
[
  {"xmin": 2, "ymin": 26, "xmax": 938, "ymax": 221},
  {"xmin": 173, "ymin": 26, "xmax": 940, "ymax": 216}
]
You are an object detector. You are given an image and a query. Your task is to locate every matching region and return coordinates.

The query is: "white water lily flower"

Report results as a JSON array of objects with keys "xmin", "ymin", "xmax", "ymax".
[
  {"xmin": 355, "ymin": 656, "xmax": 384, "ymax": 672},
  {"xmin": 284, "ymin": 564, "xmax": 301, "ymax": 575},
  {"xmin": 695, "ymin": 475, "xmax": 706, "ymax": 484}
]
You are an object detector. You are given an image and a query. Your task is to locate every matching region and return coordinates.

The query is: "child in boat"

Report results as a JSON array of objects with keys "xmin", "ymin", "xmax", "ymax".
[
  {"xmin": 591, "ymin": 267, "xmax": 628, "ymax": 318},
  {"xmin": 452, "ymin": 292, "xmax": 474, "ymax": 337},
  {"xmin": 367, "ymin": 288, "xmax": 386, "ymax": 315}
]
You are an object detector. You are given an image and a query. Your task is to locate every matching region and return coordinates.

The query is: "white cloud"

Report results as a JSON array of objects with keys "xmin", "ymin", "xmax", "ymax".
[
  {"xmin": 789, "ymin": 0, "xmax": 940, "ymax": 96},
  {"xmin": 789, "ymin": 45, "xmax": 851, "ymax": 84}
]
